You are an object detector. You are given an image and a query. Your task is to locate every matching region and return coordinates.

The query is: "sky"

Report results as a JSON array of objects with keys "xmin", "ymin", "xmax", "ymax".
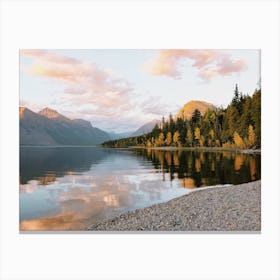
[{"xmin": 20, "ymin": 49, "xmax": 260, "ymax": 133}]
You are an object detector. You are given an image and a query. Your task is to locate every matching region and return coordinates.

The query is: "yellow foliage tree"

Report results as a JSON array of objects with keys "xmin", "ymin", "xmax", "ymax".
[
  {"xmin": 165, "ymin": 132, "xmax": 172, "ymax": 146},
  {"xmin": 208, "ymin": 129, "xmax": 214, "ymax": 147},
  {"xmin": 156, "ymin": 132, "xmax": 165, "ymax": 147},
  {"xmin": 151, "ymin": 137, "xmax": 155, "ymax": 146},
  {"xmin": 173, "ymin": 131, "xmax": 181, "ymax": 147},
  {"xmin": 194, "ymin": 127, "xmax": 201, "ymax": 146},
  {"xmin": 248, "ymin": 125, "xmax": 256, "ymax": 148},
  {"xmin": 233, "ymin": 131, "xmax": 246, "ymax": 149},
  {"xmin": 194, "ymin": 127, "xmax": 200, "ymax": 140},
  {"xmin": 199, "ymin": 135, "xmax": 205, "ymax": 147},
  {"xmin": 146, "ymin": 140, "xmax": 152, "ymax": 148},
  {"xmin": 186, "ymin": 129, "xmax": 193, "ymax": 146},
  {"xmin": 215, "ymin": 139, "xmax": 221, "ymax": 147}
]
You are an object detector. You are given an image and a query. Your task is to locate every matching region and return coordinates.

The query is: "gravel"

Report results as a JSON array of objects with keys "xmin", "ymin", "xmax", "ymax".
[{"xmin": 88, "ymin": 180, "xmax": 261, "ymax": 232}]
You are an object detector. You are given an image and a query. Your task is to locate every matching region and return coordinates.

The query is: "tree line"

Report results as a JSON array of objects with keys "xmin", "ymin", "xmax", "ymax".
[{"xmin": 102, "ymin": 85, "xmax": 261, "ymax": 149}]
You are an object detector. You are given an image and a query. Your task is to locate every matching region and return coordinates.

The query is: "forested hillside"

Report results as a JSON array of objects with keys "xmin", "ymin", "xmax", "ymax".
[{"xmin": 102, "ymin": 85, "xmax": 261, "ymax": 149}]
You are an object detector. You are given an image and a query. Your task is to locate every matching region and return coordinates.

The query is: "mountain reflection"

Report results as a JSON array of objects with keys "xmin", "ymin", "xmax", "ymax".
[
  {"xmin": 19, "ymin": 147, "xmax": 261, "ymax": 230},
  {"xmin": 20, "ymin": 147, "xmax": 112, "ymax": 184}
]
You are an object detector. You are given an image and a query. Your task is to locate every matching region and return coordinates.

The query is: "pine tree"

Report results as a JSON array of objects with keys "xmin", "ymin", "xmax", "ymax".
[
  {"xmin": 191, "ymin": 109, "xmax": 201, "ymax": 125},
  {"xmin": 102, "ymin": 83, "xmax": 261, "ymax": 150},
  {"xmin": 232, "ymin": 84, "xmax": 239, "ymax": 107}
]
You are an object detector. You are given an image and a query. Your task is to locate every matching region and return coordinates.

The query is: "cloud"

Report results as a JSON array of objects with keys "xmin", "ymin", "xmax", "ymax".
[
  {"xmin": 20, "ymin": 50, "xmax": 183, "ymax": 132},
  {"xmin": 146, "ymin": 49, "xmax": 247, "ymax": 80},
  {"xmin": 20, "ymin": 49, "xmax": 79, "ymax": 65},
  {"xmin": 140, "ymin": 96, "xmax": 175, "ymax": 116},
  {"xmin": 20, "ymin": 49, "xmax": 134, "ymax": 121}
]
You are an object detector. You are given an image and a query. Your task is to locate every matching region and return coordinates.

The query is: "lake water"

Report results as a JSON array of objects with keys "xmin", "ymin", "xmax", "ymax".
[{"xmin": 19, "ymin": 147, "xmax": 261, "ymax": 231}]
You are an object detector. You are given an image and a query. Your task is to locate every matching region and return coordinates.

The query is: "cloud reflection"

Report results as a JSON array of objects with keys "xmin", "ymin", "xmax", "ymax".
[{"xmin": 20, "ymin": 148, "xmax": 261, "ymax": 230}]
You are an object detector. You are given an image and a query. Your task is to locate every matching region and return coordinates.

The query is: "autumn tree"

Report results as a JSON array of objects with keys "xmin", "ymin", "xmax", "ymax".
[
  {"xmin": 165, "ymin": 132, "xmax": 172, "ymax": 146},
  {"xmin": 186, "ymin": 128, "xmax": 193, "ymax": 147},
  {"xmin": 248, "ymin": 125, "xmax": 256, "ymax": 148},
  {"xmin": 173, "ymin": 131, "xmax": 181, "ymax": 147},
  {"xmin": 156, "ymin": 132, "xmax": 165, "ymax": 146},
  {"xmin": 146, "ymin": 140, "xmax": 152, "ymax": 148},
  {"xmin": 194, "ymin": 127, "xmax": 201, "ymax": 146},
  {"xmin": 208, "ymin": 129, "xmax": 215, "ymax": 146},
  {"xmin": 233, "ymin": 131, "xmax": 246, "ymax": 149},
  {"xmin": 102, "ymin": 84, "xmax": 261, "ymax": 150}
]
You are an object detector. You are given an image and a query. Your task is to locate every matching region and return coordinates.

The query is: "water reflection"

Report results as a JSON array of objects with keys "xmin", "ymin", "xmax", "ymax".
[
  {"xmin": 134, "ymin": 149, "xmax": 261, "ymax": 187},
  {"xmin": 19, "ymin": 147, "xmax": 261, "ymax": 231},
  {"xmin": 20, "ymin": 147, "xmax": 111, "ymax": 184}
]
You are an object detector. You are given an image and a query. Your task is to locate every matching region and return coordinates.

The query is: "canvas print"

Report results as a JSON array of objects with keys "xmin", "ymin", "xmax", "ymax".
[{"xmin": 19, "ymin": 49, "xmax": 261, "ymax": 232}]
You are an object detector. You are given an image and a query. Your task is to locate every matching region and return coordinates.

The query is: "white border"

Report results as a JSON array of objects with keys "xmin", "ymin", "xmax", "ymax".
[{"xmin": 1, "ymin": 1, "xmax": 280, "ymax": 280}]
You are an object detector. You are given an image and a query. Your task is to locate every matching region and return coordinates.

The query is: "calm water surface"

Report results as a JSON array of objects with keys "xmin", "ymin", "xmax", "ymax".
[{"xmin": 19, "ymin": 147, "xmax": 261, "ymax": 230}]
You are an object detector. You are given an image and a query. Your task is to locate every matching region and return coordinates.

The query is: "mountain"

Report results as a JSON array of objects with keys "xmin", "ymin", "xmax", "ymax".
[
  {"xmin": 176, "ymin": 100, "xmax": 216, "ymax": 120},
  {"xmin": 108, "ymin": 131, "xmax": 134, "ymax": 140},
  {"xmin": 131, "ymin": 119, "xmax": 160, "ymax": 137},
  {"xmin": 20, "ymin": 107, "xmax": 110, "ymax": 146},
  {"xmin": 38, "ymin": 107, "xmax": 68, "ymax": 120},
  {"xmin": 129, "ymin": 101, "xmax": 215, "ymax": 138}
]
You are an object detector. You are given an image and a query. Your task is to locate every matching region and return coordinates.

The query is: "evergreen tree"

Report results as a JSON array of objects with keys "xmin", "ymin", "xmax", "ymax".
[
  {"xmin": 191, "ymin": 109, "xmax": 201, "ymax": 126},
  {"xmin": 102, "ymin": 84, "xmax": 261, "ymax": 150}
]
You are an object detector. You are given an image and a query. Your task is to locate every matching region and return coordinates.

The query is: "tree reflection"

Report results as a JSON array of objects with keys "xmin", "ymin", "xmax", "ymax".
[{"xmin": 134, "ymin": 149, "xmax": 261, "ymax": 187}]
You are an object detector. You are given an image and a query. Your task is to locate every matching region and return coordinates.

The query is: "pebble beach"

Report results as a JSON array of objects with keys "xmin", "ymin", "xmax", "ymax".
[{"xmin": 88, "ymin": 180, "xmax": 261, "ymax": 231}]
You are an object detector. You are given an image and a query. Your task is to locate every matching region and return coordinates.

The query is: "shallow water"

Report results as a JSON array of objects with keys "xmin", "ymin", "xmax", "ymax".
[{"xmin": 19, "ymin": 147, "xmax": 261, "ymax": 231}]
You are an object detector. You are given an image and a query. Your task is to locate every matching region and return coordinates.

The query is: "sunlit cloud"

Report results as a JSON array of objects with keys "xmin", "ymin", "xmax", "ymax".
[
  {"xmin": 20, "ymin": 49, "xmax": 79, "ymax": 65},
  {"xmin": 20, "ymin": 49, "xmax": 134, "ymax": 118},
  {"xmin": 146, "ymin": 49, "xmax": 247, "ymax": 80},
  {"xmin": 20, "ymin": 49, "xmax": 254, "ymax": 132},
  {"xmin": 21, "ymin": 50, "xmax": 172, "ymax": 132}
]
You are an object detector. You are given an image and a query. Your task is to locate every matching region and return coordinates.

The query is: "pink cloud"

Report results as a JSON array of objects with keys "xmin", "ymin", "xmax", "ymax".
[
  {"xmin": 20, "ymin": 49, "xmax": 134, "ymax": 112},
  {"xmin": 20, "ymin": 49, "xmax": 78, "ymax": 64},
  {"xmin": 147, "ymin": 49, "xmax": 247, "ymax": 80}
]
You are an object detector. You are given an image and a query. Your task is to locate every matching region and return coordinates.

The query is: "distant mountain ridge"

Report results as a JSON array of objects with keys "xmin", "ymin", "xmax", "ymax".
[
  {"xmin": 20, "ymin": 100, "xmax": 217, "ymax": 146},
  {"xmin": 20, "ymin": 107, "xmax": 110, "ymax": 146},
  {"xmin": 176, "ymin": 100, "xmax": 216, "ymax": 120},
  {"xmin": 108, "ymin": 131, "xmax": 134, "ymax": 140},
  {"xmin": 131, "ymin": 119, "xmax": 161, "ymax": 137}
]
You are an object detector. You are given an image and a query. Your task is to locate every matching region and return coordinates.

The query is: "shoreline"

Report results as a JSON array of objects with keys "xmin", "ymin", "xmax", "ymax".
[
  {"xmin": 20, "ymin": 145, "xmax": 261, "ymax": 155},
  {"xmin": 88, "ymin": 180, "xmax": 261, "ymax": 231},
  {"xmin": 128, "ymin": 146, "xmax": 261, "ymax": 154}
]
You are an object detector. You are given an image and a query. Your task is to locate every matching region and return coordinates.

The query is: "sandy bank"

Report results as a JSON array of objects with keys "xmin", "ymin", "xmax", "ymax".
[{"xmin": 88, "ymin": 180, "xmax": 261, "ymax": 232}]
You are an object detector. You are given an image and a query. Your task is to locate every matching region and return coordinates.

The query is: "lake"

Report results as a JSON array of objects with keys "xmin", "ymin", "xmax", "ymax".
[{"xmin": 19, "ymin": 146, "xmax": 261, "ymax": 231}]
